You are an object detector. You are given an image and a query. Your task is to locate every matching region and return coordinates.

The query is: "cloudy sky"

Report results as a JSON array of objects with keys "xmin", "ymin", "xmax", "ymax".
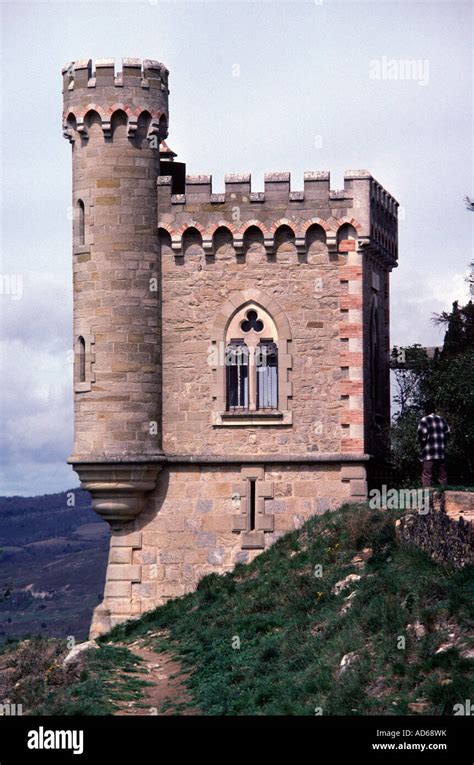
[{"xmin": 0, "ymin": 0, "xmax": 472, "ymax": 496}]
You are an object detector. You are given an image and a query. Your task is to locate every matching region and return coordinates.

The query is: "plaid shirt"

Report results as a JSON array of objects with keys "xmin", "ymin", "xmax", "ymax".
[{"xmin": 417, "ymin": 413, "xmax": 451, "ymax": 461}]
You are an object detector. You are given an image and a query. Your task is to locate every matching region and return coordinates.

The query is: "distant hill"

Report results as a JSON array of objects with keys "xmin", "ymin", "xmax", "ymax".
[{"xmin": 0, "ymin": 490, "xmax": 109, "ymax": 643}]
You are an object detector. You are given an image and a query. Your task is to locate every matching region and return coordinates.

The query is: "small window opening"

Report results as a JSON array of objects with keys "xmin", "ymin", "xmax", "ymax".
[
  {"xmin": 226, "ymin": 341, "xmax": 249, "ymax": 410},
  {"xmin": 249, "ymin": 479, "xmax": 256, "ymax": 531},
  {"xmin": 78, "ymin": 200, "xmax": 85, "ymax": 246},
  {"xmin": 256, "ymin": 341, "xmax": 278, "ymax": 410},
  {"xmin": 78, "ymin": 336, "xmax": 86, "ymax": 383}
]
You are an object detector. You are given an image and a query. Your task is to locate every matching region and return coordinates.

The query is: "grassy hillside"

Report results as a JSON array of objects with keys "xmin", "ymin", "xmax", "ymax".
[
  {"xmin": 2, "ymin": 503, "xmax": 473, "ymax": 715},
  {"xmin": 107, "ymin": 502, "xmax": 473, "ymax": 715}
]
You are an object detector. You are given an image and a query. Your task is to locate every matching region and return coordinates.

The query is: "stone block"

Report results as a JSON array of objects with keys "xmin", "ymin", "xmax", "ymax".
[
  {"xmin": 107, "ymin": 564, "xmax": 141, "ymax": 582},
  {"xmin": 108, "ymin": 598, "xmax": 135, "ymax": 615},
  {"xmin": 134, "ymin": 583, "xmax": 157, "ymax": 598},
  {"xmin": 195, "ymin": 531, "xmax": 217, "ymax": 548},
  {"xmin": 315, "ymin": 497, "xmax": 331, "ymax": 513},
  {"xmin": 207, "ymin": 548, "xmax": 225, "ymax": 564},
  {"xmin": 232, "ymin": 514, "xmax": 247, "ymax": 532},
  {"xmin": 202, "ymin": 516, "xmax": 231, "ymax": 532},
  {"xmin": 109, "ymin": 547, "xmax": 132, "ymax": 564},
  {"xmin": 196, "ymin": 499, "xmax": 213, "ymax": 514},
  {"xmin": 140, "ymin": 549, "xmax": 157, "ymax": 564},
  {"xmin": 349, "ymin": 480, "xmax": 368, "ymax": 497},
  {"xmin": 241, "ymin": 467, "xmax": 264, "ymax": 480},
  {"xmin": 201, "ymin": 482, "xmax": 232, "ymax": 499},
  {"xmin": 159, "ymin": 549, "xmax": 184, "ymax": 564},
  {"xmin": 165, "ymin": 565, "xmax": 181, "ymax": 581},
  {"xmin": 111, "ymin": 531, "xmax": 142, "ymax": 548},
  {"xmin": 96, "ymin": 178, "xmax": 121, "ymax": 188},
  {"xmin": 241, "ymin": 531, "xmax": 265, "ymax": 549},
  {"xmin": 255, "ymin": 514, "xmax": 274, "ymax": 532},
  {"xmin": 294, "ymin": 481, "xmax": 318, "ymax": 497},
  {"xmin": 257, "ymin": 481, "xmax": 274, "ymax": 498},
  {"xmin": 265, "ymin": 499, "xmax": 286, "ymax": 513},
  {"xmin": 104, "ymin": 581, "xmax": 132, "ymax": 598},
  {"xmin": 95, "ymin": 196, "xmax": 120, "ymax": 205},
  {"xmin": 341, "ymin": 465, "xmax": 366, "ymax": 481}
]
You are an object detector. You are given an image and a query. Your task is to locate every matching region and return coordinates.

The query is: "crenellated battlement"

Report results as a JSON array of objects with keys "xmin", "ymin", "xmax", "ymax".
[
  {"xmin": 158, "ymin": 170, "xmax": 398, "ymax": 267},
  {"xmin": 62, "ymin": 58, "xmax": 169, "ymax": 94},
  {"xmin": 62, "ymin": 58, "xmax": 169, "ymax": 145},
  {"xmin": 157, "ymin": 170, "xmax": 398, "ymax": 268},
  {"xmin": 157, "ymin": 170, "xmax": 398, "ymax": 211}
]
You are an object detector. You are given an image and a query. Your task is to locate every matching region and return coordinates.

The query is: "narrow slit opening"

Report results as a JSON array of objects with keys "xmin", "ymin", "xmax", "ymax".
[{"xmin": 249, "ymin": 479, "xmax": 256, "ymax": 531}]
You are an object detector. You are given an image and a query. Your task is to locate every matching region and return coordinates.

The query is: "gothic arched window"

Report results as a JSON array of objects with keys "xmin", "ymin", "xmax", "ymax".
[
  {"xmin": 225, "ymin": 305, "xmax": 279, "ymax": 412},
  {"xmin": 77, "ymin": 335, "xmax": 86, "ymax": 384},
  {"xmin": 211, "ymin": 289, "xmax": 293, "ymax": 426},
  {"xmin": 73, "ymin": 332, "xmax": 95, "ymax": 393}
]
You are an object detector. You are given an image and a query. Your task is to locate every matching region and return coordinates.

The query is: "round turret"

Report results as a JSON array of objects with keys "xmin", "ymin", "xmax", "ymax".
[{"xmin": 62, "ymin": 58, "xmax": 169, "ymax": 462}]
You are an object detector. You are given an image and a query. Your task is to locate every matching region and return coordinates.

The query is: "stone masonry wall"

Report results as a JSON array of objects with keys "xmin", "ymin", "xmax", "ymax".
[
  {"xmin": 362, "ymin": 254, "xmax": 391, "ymax": 457},
  {"xmin": 122, "ymin": 463, "xmax": 360, "ymax": 618},
  {"xmin": 396, "ymin": 492, "xmax": 474, "ymax": 569},
  {"xmin": 158, "ymin": 172, "xmax": 380, "ymax": 458},
  {"xmin": 161, "ymin": 239, "xmax": 342, "ymax": 456}
]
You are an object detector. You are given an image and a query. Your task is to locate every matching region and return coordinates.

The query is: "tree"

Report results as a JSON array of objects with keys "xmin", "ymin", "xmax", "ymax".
[
  {"xmin": 464, "ymin": 195, "xmax": 474, "ymax": 211},
  {"xmin": 433, "ymin": 300, "xmax": 474, "ymax": 357},
  {"xmin": 390, "ymin": 298, "xmax": 474, "ymax": 484},
  {"xmin": 390, "ymin": 345, "xmax": 430, "ymax": 416}
]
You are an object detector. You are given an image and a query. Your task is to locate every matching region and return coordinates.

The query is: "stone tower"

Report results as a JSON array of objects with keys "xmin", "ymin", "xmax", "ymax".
[
  {"xmin": 62, "ymin": 59, "xmax": 169, "ymax": 632},
  {"xmin": 62, "ymin": 58, "xmax": 399, "ymax": 637}
]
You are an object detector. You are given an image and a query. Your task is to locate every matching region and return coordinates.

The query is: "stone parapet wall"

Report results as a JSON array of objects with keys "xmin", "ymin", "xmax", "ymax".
[{"xmin": 396, "ymin": 491, "xmax": 474, "ymax": 568}]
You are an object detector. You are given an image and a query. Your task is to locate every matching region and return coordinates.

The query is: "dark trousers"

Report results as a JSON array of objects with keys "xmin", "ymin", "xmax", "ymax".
[{"xmin": 422, "ymin": 459, "xmax": 448, "ymax": 487}]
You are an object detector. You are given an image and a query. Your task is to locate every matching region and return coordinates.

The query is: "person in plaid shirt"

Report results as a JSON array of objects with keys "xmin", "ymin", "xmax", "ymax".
[{"xmin": 417, "ymin": 400, "xmax": 451, "ymax": 487}]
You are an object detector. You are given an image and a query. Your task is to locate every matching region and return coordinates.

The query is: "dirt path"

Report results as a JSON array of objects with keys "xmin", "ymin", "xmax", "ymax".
[{"xmin": 114, "ymin": 639, "xmax": 198, "ymax": 716}]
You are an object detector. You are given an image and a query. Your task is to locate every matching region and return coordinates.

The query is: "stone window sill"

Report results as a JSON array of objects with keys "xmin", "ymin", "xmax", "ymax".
[
  {"xmin": 240, "ymin": 530, "xmax": 265, "ymax": 549},
  {"xmin": 212, "ymin": 410, "xmax": 292, "ymax": 426},
  {"xmin": 74, "ymin": 244, "xmax": 91, "ymax": 255}
]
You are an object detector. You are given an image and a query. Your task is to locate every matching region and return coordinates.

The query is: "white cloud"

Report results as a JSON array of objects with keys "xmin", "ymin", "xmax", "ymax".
[
  {"xmin": 391, "ymin": 266, "xmax": 471, "ymax": 348},
  {"xmin": 0, "ymin": 277, "xmax": 75, "ymax": 495}
]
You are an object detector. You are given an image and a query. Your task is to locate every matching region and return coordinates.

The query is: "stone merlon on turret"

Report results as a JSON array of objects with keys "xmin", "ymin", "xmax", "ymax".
[
  {"xmin": 62, "ymin": 57, "xmax": 169, "ymax": 93},
  {"xmin": 62, "ymin": 58, "xmax": 169, "ymax": 144}
]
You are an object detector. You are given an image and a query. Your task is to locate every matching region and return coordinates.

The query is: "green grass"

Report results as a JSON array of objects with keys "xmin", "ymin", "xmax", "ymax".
[
  {"xmin": 3, "ymin": 638, "xmax": 151, "ymax": 715},
  {"xmin": 103, "ymin": 503, "xmax": 474, "ymax": 716},
  {"xmin": 5, "ymin": 503, "xmax": 471, "ymax": 715}
]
